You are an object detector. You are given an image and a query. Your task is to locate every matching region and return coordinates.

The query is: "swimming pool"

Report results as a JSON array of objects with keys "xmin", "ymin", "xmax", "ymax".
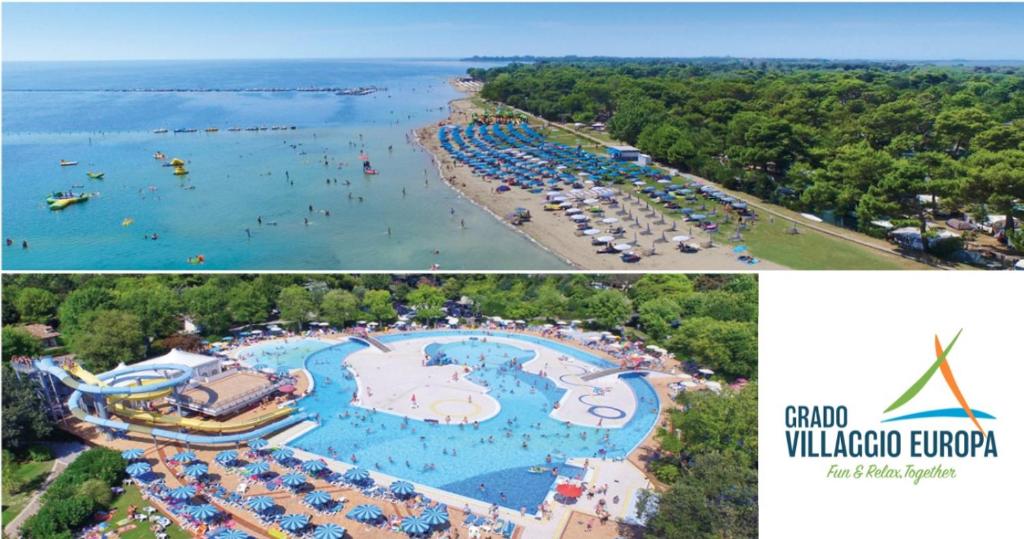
[{"xmin": 244, "ymin": 331, "xmax": 660, "ymax": 511}]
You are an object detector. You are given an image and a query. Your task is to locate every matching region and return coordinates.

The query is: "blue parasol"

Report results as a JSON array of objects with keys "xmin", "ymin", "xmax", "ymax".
[
  {"xmin": 304, "ymin": 490, "xmax": 331, "ymax": 506},
  {"xmin": 215, "ymin": 530, "xmax": 250, "ymax": 539},
  {"xmin": 279, "ymin": 514, "xmax": 310, "ymax": 532},
  {"xmin": 215, "ymin": 450, "xmax": 238, "ymax": 464},
  {"xmin": 168, "ymin": 485, "xmax": 196, "ymax": 501},
  {"xmin": 126, "ymin": 462, "xmax": 152, "ymax": 476},
  {"xmin": 420, "ymin": 506, "xmax": 449, "ymax": 526},
  {"xmin": 245, "ymin": 496, "xmax": 275, "ymax": 513},
  {"xmin": 183, "ymin": 463, "xmax": 209, "ymax": 478},
  {"xmin": 389, "ymin": 480, "xmax": 416, "ymax": 498},
  {"xmin": 186, "ymin": 503, "xmax": 219, "ymax": 521},
  {"xmin": 281, "ymin": 472, "xmax": 307, "ymax": 488},
  {"xmin": 312, "ymin": 523, "xmax": 346, "ymax": 539},
  {"xmin": 169, "ymin": 450, "xmax": 197, "ymax": 463},
  {"xmin": 343, "ymin": 467, "xmax": 370, "ymax": 484},
  {"xmin": 301, "ymin": 460, "xmax": 327, "ymax": 474},
  {"xmin": 248, "ymin": 438, "xmax": 268, "ymax": 450},
  {"xmin": 244, "ymin": 461, "xmax": 270, "ymax": 476},
  {"xmin": 272, "ymin": 447, "xmax": 294, "ymax": 461},
  {"xmin": 347, "ymin": 504, "xmax": 383, "ymax": 522},
  {"xmin": 121, "ymin": 448, "xmax": 145, "ymax": 460},
  {"xmin": 400, "ymin": 516, "xmax": 431, "ymax": 535}
]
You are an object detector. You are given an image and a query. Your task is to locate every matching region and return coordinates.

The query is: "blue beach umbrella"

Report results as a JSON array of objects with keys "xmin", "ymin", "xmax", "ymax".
[
  {"xmin": 169, "ymin": 450, "xmax": 197, "ymax": 463},
  {"xmin": 184, "ymin": 463, "xmax": 209, "ymax": 478},
  {"xmin": 248, "ymin": 438, "xmax": 268, "ymax": 450},
  {"xmin": 215, "ymin": 529, "xmax": 250, "ymax": 539},
  {"xmin": 313, "ymin": 523, "xmax": 346, "ymax": 539},
  {"xmin": 304, "ymin": 490, "xmax": 331, "ymax": 506},
  {"xmin": 343, "ymin": 467, "xmax": 370, "ymax": 484},
  {"xmin": 126, "ymin": 462, "xmax": 152, "ymax": 476},
  {"xmin": 420, "ymin": 506, "xmax": 449, "ymax": 527},
  {"xmin": 301, "ymin": 460, "xmax": 327, "ymax": 474},
  {"xmin": 389, "ymin": 480, "xmax": 416, "ymax": 498},
  {"xmin": 279, "ymin": 514, "xmax": 310, "ymax": 532},
  {"xmin": 347, "ymin": 504, "xmax": 384, "ymax": 522},
  {"xmin": 121, "ymin": 448, "xmax": 145, "ymax": 460},
  {"xmin": 168, "ymin": 485, "xmax": 196, "ymax": 501},
  {"xmin": 272, "ymin": 447, "xmax": 294, "ymax": 461},
  {"xmin": 281, "ymin": 472, "xmax": 307, "ymax": 488},
  {"xmin": 400, "ymin": 516, "xmax": 431, "ymax": 535},
  {"xmin": 245, "ymin": 496, "xmax": 275, "ymax": 513},
  {"xmin": 215, "ymin": 450, "xmax": 238, "ymax": 464},
  {"xmin": 187, "ymin": 503, "xmax": 220, "ymax": 521},
  {"xmin": 244, "ymin": 461, "xmax": 270, "ymax": 476}
]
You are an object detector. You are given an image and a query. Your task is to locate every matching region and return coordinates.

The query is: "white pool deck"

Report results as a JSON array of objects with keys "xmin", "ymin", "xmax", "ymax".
[{"xmin": 243, "ymin": 333, "xmax": 658, "ymax": 536}]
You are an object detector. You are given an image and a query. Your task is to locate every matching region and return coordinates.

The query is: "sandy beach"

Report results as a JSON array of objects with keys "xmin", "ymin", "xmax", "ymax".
[{"xmin": 415, "ymin": 89, "xmax": 783, "ymax": 271}]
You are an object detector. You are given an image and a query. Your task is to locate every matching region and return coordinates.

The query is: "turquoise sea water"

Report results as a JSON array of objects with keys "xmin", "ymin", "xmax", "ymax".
[
  {"xmin": 241, "ymin": 331, "xmax": 660, "ymax": 511},
  {"xmin": 2, "ymin": 60, "xmax": 567, "ymax": 270}
]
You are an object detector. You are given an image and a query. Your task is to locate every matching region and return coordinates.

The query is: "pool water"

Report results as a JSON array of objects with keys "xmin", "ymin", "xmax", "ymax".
[{"xmin": 247, "ymin": 331, "xmax": 659, "ymax": 512}]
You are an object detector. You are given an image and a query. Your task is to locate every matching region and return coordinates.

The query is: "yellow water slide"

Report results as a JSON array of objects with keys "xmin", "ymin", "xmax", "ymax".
[{"xmin": 64, "ymin": 363, "xmax": 295, "ymax": 434}]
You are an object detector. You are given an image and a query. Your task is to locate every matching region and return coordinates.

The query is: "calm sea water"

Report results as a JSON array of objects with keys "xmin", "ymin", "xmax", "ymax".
[{"xmin": 2, "ymin": 60, "xmax": 567, "ymax": 270}]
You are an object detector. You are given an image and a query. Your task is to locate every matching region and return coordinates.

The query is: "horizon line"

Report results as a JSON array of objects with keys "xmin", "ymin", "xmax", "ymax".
[{"xmin": 4, "ymin": 55, "xmax": 1024, "ymax": 65}]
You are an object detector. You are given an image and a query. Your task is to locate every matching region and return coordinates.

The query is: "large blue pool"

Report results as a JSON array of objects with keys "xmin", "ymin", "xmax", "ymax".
[{"xmin": 242, "ymin": 331, "xmax": 660, "ymax": 511}]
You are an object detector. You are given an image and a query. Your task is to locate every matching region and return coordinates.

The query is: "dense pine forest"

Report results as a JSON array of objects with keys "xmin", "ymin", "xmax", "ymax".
[{"xmin": 469, "ymin": 59, "xmax": 1024, "ymax": 251}]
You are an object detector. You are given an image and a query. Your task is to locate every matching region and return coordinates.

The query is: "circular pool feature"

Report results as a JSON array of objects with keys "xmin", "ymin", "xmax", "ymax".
[
  {"xmin": 428, "ymin": 399, "xmax": 484, "ymax": 419},
  {"xmin": 586, "ymin": 405, "xmax": 628, "ymax": 420}
]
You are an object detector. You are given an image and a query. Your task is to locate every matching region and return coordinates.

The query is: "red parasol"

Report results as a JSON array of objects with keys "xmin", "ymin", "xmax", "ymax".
[{"xmin": 556, "ymin": 483, "xmax": 583, "ymax": 498}]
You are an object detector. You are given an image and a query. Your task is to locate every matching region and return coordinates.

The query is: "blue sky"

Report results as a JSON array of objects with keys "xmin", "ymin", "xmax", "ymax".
[{"xmin": 4, "ymin": 3, "xmax": 1023, "ymax": 62}]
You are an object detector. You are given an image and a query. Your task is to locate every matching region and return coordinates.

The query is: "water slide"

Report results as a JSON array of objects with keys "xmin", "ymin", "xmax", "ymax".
[{"xmin": 36, "ymin": 357, "xmax": 312, "ymax": 445}]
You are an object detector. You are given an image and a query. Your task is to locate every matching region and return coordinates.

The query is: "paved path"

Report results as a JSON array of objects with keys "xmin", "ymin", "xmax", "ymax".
[{"xmin": 4, "ymin": 442, "xmax": 87, "ymax": 538}]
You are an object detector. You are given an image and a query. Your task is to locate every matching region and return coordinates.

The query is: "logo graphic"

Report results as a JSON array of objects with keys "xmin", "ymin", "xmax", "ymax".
[{"xmin": 882, "ymin": 329, "xmax": 995, "ymax": 432}]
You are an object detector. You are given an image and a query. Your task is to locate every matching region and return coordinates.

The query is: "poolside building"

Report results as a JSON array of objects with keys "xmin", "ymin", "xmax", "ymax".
[
  {"xmin": 607, "ymin": 145, "xmax": 641, "ymax": 161},
  {"xmin": 19, "ymin": 323, "xmax": 61, "ymax": 348}
]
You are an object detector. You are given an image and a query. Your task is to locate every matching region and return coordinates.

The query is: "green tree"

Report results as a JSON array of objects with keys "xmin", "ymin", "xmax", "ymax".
[
  {"xmin": 667, "ymin": 318, "xmax": 758, "ymax": 380},
  {"xmin": 227, "ymin": 281, "xmax": 271, "ymax": 324},
  {"xmin": 582, "ymin": 289, "xmax": 632, "ymax": 330},
  {"xmin": 183, "ymin": 282, "xmax": 231, "ymax": 335},
  {"xmin": 320, "ymin": 289, "xmax": 361, "ymax": 328},
  {"xmin": 67, "ymin": 309, "xmax": 145, "ymax": 371},
  {"xmin": 965, "ymin": 149, "xmax": 1024, "ymax": 232},
  {"xmin": 407, "ymin": 284, "xmax": 446, "ymax": 323},
  {"xmin": 645, "ymin": 451, "xmax": 758, "ymax": 539},
  {"xmin": 278, "ymin": 285, "xmax": 317, "ymax": 328},
  {"xmin": 2, "ymin": 326, "xmax": 44, "ymax": 360},
  {"xmin": 629, "ymin": 274, "xmax": 694, "ymax": 305},
  {"xmin": 362, "ymin": 290, "xmax": 397, "ymax": 324},
  {"xmin": 58, "ymin": 287, "xmax": 114, "ymax": 336},
  {"xmin": 1, "ymin": 363, "xmax": 53, "ymax": 451},
  {"xmin": 935, "ymin": 106, "xmax": 993, "ymax": 155},
  {"xmin": 14, "ymin": 288, "xmax": 60, "ymax": 324},
  {"xmin": 637, "ymin": 298, "xmax": 683, "ymax": 341},
  {"xmin": 114, "ymin": 278, "xmax": 181, "ymax": 340}
]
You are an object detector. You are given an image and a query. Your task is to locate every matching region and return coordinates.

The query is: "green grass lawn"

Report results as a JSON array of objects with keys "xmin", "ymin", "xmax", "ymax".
[
  {"xmin": 105, "ymin": 485, "xmax": 191, "ymax": 539},
  {"xmin": 1, "ymin": 459, "xmax": 53, "ymax": 527}
]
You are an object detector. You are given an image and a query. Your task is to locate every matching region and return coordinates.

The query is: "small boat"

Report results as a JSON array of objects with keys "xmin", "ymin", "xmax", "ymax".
[
  {"xmin": 527, "ymin": 466, "xmax": 550, "ymax": 474},
  {"xmin": 169, "ymin": 158, "xmax": 185, "ymax": 166},
  {"xmin": 228, "ymin": 127, "xmax": 242, "ymax": 132},
  {"xmin": 59, "ymin": 160, "xmax": 79, "ymax": 167},
  {"xmin": 153, "ymin": 128, "xmax": 168, "ymax": 134},
  {"xmin": 153, "ymin": 152, "xmax": 166, "ymax": 160},
  {"xmin": 363, "ymin": 168, "xmax": 378, "ymax": 175},
  {"xmin": 173, "ymin": 166, "xmax": 189, "ymax": 176},
  {"xmin": 205, "ymin": 127, "xmax": 219, "ymax": 133},
  {"xmin": 86, "ymin": 171, "xmax": 105, "ymax": 180},
  {"xmin": 245, "ymin": 127, "xmax": 259, "ymax": 131},
  {"xmin": 47, "ymin": 192, "xmax": 90, "ymax": 210},
  {"xmin": 186, "ymin": 254, "xmax": 205, "ymax": 265},
  {"xmin": 121, "ymin": 217, "xmax": 134, "ymax": 226}
]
